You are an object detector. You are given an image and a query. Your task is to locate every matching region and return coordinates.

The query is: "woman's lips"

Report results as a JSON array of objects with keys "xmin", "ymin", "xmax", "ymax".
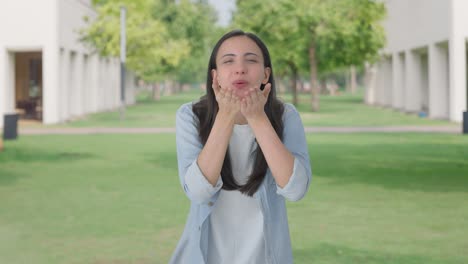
[{"xmin": 232, "ymin": 80, "xmax": 248, "ymax": 89}]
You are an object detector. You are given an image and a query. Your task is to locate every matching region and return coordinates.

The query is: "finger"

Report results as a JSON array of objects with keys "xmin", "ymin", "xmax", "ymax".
[
  {"xmin": 225, "ymin": 88, "xmax": 233, "ymax": 102},
  {"xmin": 249, "ymin": 87, "xmax": 259, "ymax": 103},
  {"xmin": 232, "ymin": 94, "xmax": 240, "ymax": 105},
  {"xmin": 262, "ymin": 83, "xmax": 271, "ymax": 98},
  {"xmin": 212, "ymin": 81, "xmax": 220, "ymax": 95},
  {"xmin": 217, "ymin": 86, "xmax": 226, "ymax": 101},
  {"xmin": 245, "ymin": 90, "xmax": 253, "ymax": 106},
  {"xmin": 240, "ymin": 97, "xmax": 247, "ymax": 110}
]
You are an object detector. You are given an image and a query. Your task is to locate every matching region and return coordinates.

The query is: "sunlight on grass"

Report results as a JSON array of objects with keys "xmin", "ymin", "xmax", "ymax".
[{"xmin": 1, "ymin": 133, "xmax": 467, "ymax": 263}]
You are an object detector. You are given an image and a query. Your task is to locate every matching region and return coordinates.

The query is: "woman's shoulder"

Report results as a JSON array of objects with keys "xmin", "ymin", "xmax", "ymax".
[
  {"xmin": 281, "ymin": 102, "xmax": 300, "ymax": 120},
  {"xmin": 176, "ymin": 101, "xmax": 199, "ymax": 126},
  {"xmin": 177, "ymin": 98, "xmax": 202, "ymax": 116},
  {"xmin": 177, "ymin": 102, "xmax": 194, "ymax": 116}
]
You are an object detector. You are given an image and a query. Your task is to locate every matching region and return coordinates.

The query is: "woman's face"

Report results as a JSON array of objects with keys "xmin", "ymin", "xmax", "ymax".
[{"xmin": 212, "ymin": 36, "xmax": 271, "ymax": 99}]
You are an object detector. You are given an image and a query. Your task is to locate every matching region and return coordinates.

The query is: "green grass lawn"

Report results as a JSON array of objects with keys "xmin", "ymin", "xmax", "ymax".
[
  {"xmin": 1, "ymin": 133, "xmax": 467, "ymax": 263},
  {"xmin": 23, "ymin": 89, "xmax": 457, "ymax": 128}
]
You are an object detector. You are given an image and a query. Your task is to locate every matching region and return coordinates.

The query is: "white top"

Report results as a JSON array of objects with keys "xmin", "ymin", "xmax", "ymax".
[{"xmin": 207, "ymin": 124, "xmax": 266, "ymax": 264}]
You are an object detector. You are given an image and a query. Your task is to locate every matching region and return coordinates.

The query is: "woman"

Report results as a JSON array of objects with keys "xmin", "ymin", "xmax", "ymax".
[{"xmin": 170, "ymin": 29, "xmax": 311, "ymax": 264}]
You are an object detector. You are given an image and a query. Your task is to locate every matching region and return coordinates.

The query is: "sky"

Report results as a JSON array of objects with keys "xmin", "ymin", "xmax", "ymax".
[{"xmin": 207, "ymin": 0, "xmax": 236, "ymax": 27}]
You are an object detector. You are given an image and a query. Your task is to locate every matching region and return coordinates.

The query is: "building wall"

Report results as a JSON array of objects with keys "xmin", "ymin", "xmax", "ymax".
[
  {"xmin": 0, "ymin": 0, "xmax": 57, "ymax": 126},
  {"xmin": 383, "ymin": 0, "xmax": 451, "ymax": 53},
  {"xmin": 367, "ymin": 0, "xmax": 468, "ymax": 122},
  {"xmin": 0, "ymin": 0, "xmax": 136, "ymax": 128}
]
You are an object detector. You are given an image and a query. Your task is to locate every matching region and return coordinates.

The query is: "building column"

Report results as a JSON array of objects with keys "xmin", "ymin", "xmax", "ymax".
[
  {"xmin": 375, "ymin": 61, "xmax": 384, "ymax": 106},
  {"xmin": 89, "ymin": 54, "xmax": 99, "ymax": 113},
  {"xmin": 98, "ymin": 57, "xmax": 105, "ymax": 111},
  {"xmin": 82, "ymin": 54, "xmax": 90, "ymax": 114},
  {"xmin": 68, "ymin": 52, "xmax": 77, "ymax": 117},
  {"xmin": 449, "ymin": 0, "xmax": 468, "ymax": 122},
  {"xmin": 448, "ymin": 37, "xmax": 467, "ymax": 122},
  {"xmin": 0, "ymin": 49, "xmax": 16, "ymax": 127},
  {"xmin": 405, "ymin": 50, "xmax": 421, "ymax": 113},
  {"xmin": 392, "ymin": 52, "xmax": 405, "ymax": 110},
  {"xmin": 364, "ymin": 62, "xmax": 377, "ymax": 105},
  {"xmin": 59, "ymin": 48, "xmax": 69, "ymax": 122},
  {"xmin": 429, "ymin": 43, "xmax": 450, "ymax": 119},
  {"xmin": 43, "ymin": 45, "xmax": 60, "ymax": 124},
  {"xmin": 383, "ymin": 57, "xmax": 393, "ymax": 107},
  {"xmin": 0, "ymin": 48, "xmax": 5, "ymax": 127},
  {"xmin": 75, "ymin": 52, "xmax": 83, "ymax": 116}
]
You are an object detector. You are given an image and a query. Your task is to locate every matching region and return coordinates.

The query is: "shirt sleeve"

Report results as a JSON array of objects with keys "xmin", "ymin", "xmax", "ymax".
[
  {"xmin": 175, "ymin": 103, "xmax": 223, "ymax": 204},
  {"xmin": 275, "ymin": 104, "xmax": 312, "ymax": 202}
]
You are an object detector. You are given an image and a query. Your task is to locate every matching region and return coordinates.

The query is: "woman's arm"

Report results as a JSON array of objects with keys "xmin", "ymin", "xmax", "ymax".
[
  {"xmin": 242, "ymin": 85, "xmax": 311, "ymax": 201},
  {"xmin": 197, "ymin": 111, "xmax": 235, "ymax": 186},
  {"xmin": 248, "ymin": 113, "xmax": 294, "ymax": 188},
  {"xmin": 175, "ymin": 85, "xmax": 240, "ymax": 204}
]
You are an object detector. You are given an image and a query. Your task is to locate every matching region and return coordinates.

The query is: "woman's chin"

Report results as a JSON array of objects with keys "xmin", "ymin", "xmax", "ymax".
[{"xmin": 234, "ymin": 89, "xmax": 248, "ymax": 99}]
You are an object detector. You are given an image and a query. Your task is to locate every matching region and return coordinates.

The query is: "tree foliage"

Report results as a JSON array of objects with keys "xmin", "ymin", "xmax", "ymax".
[
  {"xmin": 81, "ymin": 0, "xmax": 220, "ymax": 84},
  {"xmin": 234, "ymin": 0, "xmax": 386, "ymax": 110}
]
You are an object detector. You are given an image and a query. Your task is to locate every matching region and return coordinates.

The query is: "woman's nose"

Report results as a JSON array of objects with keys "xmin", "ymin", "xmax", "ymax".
[{"xmin": 234, "ymin": 62, "xmax": 247, "ymax": 74}]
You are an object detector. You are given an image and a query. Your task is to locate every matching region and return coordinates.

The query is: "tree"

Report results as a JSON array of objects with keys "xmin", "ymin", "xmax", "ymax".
[
  {"xmin": 233, "ymin": 0, "xmax": 308, "ymax": 106},
  {"xmin": 152, "ymin": 0, "xmax": 221, "ymax": 85},
  {"xmin": 297, "ymin": 0, "xmax": 386, "ymax": 110},
  {"xmin": 234, "ymin": 0, "xmax": 386, "ymax": 110},
  {"xmin": 81, "ymin": 0, "xmax": 189, "ymax": 85}
]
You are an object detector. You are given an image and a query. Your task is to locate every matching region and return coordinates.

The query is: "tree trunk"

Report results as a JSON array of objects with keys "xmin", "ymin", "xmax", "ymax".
[
  {"xmin": 289, "ymin": 63, "xmax": 298, "ymax": 106},
  {"xmin": 309, "ymin": 42, "xmax": 319, "ymax": 111},
  {"xmin": 164, "ymin": 79, "xmax": 173, "ymax": 96},
  {"xmin": 152, "ymin": 83, "xmax": 160, "ymax": 101},
  {"xmin": 351, "ymin": 65, "xmax": 357, "ymax": 94},
  {"xmin": 346, "ymin": 69, "xmax": 351, "ymax": 93},
  {"xmin": 277, "ymin": 77, "xmax": 286, "ymax": 94}
]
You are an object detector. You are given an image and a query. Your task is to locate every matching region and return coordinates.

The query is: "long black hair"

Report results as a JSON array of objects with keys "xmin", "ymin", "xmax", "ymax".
[{"xmin": 192, "ymin": 29, "xmax": 284, "ymax": 197}]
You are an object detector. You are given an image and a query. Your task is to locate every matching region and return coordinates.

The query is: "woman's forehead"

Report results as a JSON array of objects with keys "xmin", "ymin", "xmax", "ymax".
[{"xmin": 217, "ymin": 36, "xmax": 263, "ymax": 58}]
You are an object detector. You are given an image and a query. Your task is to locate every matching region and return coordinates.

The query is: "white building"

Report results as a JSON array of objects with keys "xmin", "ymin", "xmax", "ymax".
[
  {"xmin": 0, "ymin": 0, "xmax": 136, "ymax": 128},
  {"xmin": 365, "ymin": 0, "xmax": 468, "ymax": 122}
]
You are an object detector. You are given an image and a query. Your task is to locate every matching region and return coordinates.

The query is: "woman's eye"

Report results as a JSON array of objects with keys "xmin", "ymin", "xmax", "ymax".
[
  {"xmin": 247, "ymin": 59, "xmax": 258, "ymax": 63},
  {"xmin": 223, "ymin": 60, "xmax": 233, "ymax": 64}
]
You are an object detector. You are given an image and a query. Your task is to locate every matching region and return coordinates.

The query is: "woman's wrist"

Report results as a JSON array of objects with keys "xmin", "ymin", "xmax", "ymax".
[
  {"xmin": 246, "ymin": 111, "xmax": 268, "ymax": 126},
  {"xmin": 217, "ymin": 109, "xmax": 238, "ymax": 124}
]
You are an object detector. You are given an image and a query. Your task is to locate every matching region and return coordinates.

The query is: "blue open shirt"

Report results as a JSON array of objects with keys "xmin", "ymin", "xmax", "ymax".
[{"xmin": 169, "ymin": 102, "xmax": 312, "ymax": 264}]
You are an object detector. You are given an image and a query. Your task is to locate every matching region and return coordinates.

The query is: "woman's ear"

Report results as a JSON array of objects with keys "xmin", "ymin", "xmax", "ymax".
[
  {"xmin": 262, "ymin": 67, "xmax": 271, "ymax": 84},
  {"xmin": 211, "ymin": 69, "xmax": 218, "ymax": 87}
]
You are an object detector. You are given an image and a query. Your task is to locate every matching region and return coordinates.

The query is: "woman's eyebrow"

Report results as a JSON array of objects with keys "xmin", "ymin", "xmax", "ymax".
[
  {"xmin": 244, "ymin": 52, "xmax": 259, "ymax": 57},
  {"xmin": 221, "ymin": 53, "xmax": 236, "ymax": 58},
  {"xmin": 221, "ymin": 52, "xmax": 259, "ymax": 58}
]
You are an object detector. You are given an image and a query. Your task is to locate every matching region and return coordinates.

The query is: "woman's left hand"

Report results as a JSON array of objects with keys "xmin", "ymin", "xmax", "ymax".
[{"xmin": 240, "ymin": 83, "xmax": 271, "ymax": 122}]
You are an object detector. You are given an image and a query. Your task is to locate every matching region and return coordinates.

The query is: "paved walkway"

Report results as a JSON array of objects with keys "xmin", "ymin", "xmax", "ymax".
[{"xmin": 18, "ymin": 125, "xmax": 462, "ymax": 135}]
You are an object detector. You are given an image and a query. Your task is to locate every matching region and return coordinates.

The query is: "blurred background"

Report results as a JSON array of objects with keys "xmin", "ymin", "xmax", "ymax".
[{"xmin": 0, "ymin": 0, "xmax": 467, "ymax": 263}]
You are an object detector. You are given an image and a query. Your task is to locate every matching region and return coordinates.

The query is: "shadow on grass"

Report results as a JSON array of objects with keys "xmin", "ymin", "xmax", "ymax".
[
  {"xmin": 0, "ymin": 168, "xmax": 26, "ymax": 185},
  {"xmin": 0, "ymin": 147, "xmax": 95, "ymax": 163},
  {"xmin": 0, "ymin": 145, "xmax": 96, "ymax": 185},
  {"xmin": 144, "ymin": 151, "xmax": 178, "ymax": 170},
  {"xmin": 292, "ymin": 94, "xmax": 364, "ymax": 114},
  {"xmin": 294, "ymin": 243, "xmax": 461, "ymax": 264},
  {"xmin": 310, "ymin": 138, "xmax": 468, "ymax": 193}
]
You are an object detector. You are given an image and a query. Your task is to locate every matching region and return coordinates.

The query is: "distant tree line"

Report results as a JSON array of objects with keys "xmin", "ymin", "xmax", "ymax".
[{"xmin": 82, "ymin": 0, "xmax": 386, "ymax": 110}]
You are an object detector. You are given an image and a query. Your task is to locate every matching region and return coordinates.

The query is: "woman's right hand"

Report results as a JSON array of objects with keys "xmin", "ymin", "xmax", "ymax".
[{"xmin": 212, "ymin": 79, "xmax": 240, "ymax": 119}]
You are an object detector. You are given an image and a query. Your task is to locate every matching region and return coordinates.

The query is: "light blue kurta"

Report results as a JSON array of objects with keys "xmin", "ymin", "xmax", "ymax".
[{"xmin": 169, "ymin": 102, "xmax": 312, "ymax": 264}]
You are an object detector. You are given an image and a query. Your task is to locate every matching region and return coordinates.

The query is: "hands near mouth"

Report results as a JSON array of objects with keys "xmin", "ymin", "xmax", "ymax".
[{"xmin": 212, "ymin": 82, "xmax": 271, "ymax": 122}]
